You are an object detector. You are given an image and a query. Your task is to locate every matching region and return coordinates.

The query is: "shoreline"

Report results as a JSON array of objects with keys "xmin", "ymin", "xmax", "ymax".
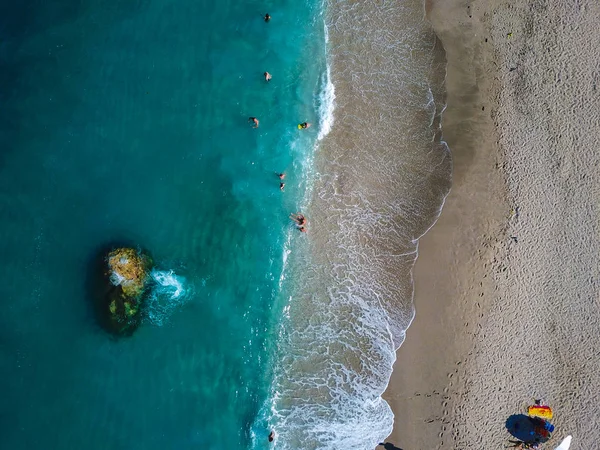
[
  {"xmin": 382, "ymin": 0, "xmax": 600, "ymax": 448},
  {"xmin": 271, "ymin": 0, "xmax": 455, "ymax": 446},
  {"xmin": 381, "ymin": 0, "xmax": 507, "ymax": 447}
]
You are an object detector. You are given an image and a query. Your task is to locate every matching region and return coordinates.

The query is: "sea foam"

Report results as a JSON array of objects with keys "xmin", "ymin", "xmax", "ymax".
[
  {"xmin": 317, "ymin": 27, "xmax": 336, "ymax": 142},
  {"xmin": 144, "ymin": 269, "xmax": 190, "ymax": 326}
]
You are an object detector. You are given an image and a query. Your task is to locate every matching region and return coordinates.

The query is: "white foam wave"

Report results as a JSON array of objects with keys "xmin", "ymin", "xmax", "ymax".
[
  {"xmin": 279, "ymin": 231, "xmax": 293, "ymax": 292},
  {"xmin": 266, "ymin": 288, "xmax": 398, "ymax": 450},
  {"xmin": 317, "ymin": 63, "xmax": 335, "ymax": 141},
  {"xmin": 152, "ymin": 269, "xmax": 186, "ymax": 298},
  {"xmin": 144, "ymin": 269, "xmax": 190, "ymax": 326}
]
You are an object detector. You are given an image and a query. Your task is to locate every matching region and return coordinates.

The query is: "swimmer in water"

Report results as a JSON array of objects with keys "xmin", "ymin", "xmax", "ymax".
[
  {"xmin": 268, "ymin": 431, "xmax": 275, "ymax": 442},
  {"xmin": 298, "ymin": 122, "xmax": 311, "ymax": 129},
  {"xmin": 278, "ymin": 172, "xmax": 285, "ymax": 180},
  {"xmin": 248, "ymin": 117, "xmax": 259, "ymax": 128},
  {"xmin": 280, "ymin": 182, "xmax": 285, "ymax": 191},
  {"xmin": 264, "ymin": 13, "xmax": 271, "ymax": 22},
  {"xmin": 298, "ymin": 225, "xmax": 307, "ymax": 233},
  {"xmin": 290, "ymin": 213, "xmax": 306, "ymax": 226},
  {"xmin": 264, "ymin": 72, "xmax": 272, "ymax": 82}
]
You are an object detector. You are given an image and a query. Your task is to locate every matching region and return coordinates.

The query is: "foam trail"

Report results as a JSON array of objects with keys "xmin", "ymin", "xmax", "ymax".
[
  {"xmin": 144, "ymin": 269, "xmax": 190, "ymax": 326},
  {"xmin": 151, "ymin": 269, "xmax": 186, "ymax": 298},
  {"xmin": 317, "ymin": 56, "xmax": 336, "ymax": 141}
]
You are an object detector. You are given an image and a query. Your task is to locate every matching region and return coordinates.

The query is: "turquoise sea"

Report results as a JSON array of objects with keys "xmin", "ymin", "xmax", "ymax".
[
  {"xmin": 0, "ymin": 1, "xmax": 328, "ymax": 449},
  {"xmin": 1, "ymin": 0, "xmax": 453, "ymax": 447}
]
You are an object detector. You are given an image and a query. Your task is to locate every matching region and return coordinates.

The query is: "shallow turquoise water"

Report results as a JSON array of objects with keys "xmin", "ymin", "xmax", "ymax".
[{"xmin": 0, "ymin": 1, "xmax": 325, "ymax": 448}]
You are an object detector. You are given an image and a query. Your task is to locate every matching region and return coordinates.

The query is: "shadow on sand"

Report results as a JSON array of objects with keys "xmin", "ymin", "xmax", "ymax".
[
  {"xmin": 506, "ymin": 414, "xmax": 551, "ymax": 445},
  {"xmin": 378, "ymin": 443, "xmax": 404, "ymax": 450}
]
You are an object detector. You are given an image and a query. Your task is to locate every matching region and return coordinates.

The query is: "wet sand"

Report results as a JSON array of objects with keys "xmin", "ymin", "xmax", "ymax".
[{"xmin": 382, "ymin": 0, "xmax": 600, "ymax": 448}]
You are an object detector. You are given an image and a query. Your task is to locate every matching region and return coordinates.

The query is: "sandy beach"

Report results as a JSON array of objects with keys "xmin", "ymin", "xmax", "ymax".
[{"xmin": 382, "ymin": 0, "xmax": 600, "ymax": 448}]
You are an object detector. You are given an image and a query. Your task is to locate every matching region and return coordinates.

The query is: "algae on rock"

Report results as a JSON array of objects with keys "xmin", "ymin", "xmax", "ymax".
[{"xmin": 103, "ymin": 247, "xmax": 152, "ymax": 335}]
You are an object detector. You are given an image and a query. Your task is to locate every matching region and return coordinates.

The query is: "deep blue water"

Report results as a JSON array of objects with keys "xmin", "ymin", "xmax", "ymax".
[{"xmin": 0, "ymin": 0, "xmax": 325, "ymax": 448}]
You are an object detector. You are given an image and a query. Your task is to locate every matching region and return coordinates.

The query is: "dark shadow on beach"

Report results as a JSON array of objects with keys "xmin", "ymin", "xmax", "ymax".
[
  {"xmin": 505, "ymin": 414, "xmax": 551, "ymax": 445},
  {"xmin": 378, "ymin": 443, "xmax": 404, "ymax": 450}
]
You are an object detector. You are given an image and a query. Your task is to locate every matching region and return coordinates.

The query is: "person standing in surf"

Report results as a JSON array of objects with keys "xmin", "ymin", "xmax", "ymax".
[{"xmin": 290, "ymin": 213, "xmax": 306, "ymax": 226}]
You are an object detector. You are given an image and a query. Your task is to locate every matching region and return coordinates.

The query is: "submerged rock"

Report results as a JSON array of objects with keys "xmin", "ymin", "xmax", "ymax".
[{"xmin": 102, "ymin": 247, "xmax": 152, "ymax": 335}]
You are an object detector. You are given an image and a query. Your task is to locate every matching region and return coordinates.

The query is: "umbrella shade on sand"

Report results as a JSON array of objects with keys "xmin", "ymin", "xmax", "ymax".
[{"xmin": 506, "ymin": 414, "xmax": 554, "ymax": 445}]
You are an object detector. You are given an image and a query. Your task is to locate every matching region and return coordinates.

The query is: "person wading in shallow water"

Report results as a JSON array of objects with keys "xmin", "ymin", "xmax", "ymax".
[
  {"xmin": 290, "ymin": 213, "xmax": 306, "ymax": 226},
  {"xmin": 290, "ymin": 213, "xmax": 308, "ymax": 232},
  {"xmin": 268, "ymin": 431, "xmax": 275, "ymax": 442}
]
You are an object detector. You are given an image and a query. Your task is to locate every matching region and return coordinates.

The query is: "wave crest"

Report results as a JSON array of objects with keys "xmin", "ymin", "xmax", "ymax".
[{"xmin": 144, "ymin": 269, "xmax": 190, "ymax": 326}]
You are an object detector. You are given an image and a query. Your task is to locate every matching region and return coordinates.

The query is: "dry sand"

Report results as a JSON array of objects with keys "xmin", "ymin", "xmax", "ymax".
[{"xmin": 381, "ymin": 0, "xmax": 600, "ymax": 449}]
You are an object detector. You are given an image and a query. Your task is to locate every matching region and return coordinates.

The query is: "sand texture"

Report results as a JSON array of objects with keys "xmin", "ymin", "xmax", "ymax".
[{"xmin": 381, "ymin": 0, "xmax": 600, "ymax": 448}]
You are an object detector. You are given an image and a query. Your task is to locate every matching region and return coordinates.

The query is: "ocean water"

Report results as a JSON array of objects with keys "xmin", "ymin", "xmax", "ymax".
[
  {"xmin": 0, "ymin": 1, "xmax": 327, "ymax": 449},
  {"xmin": 267, "ymin": 0, "xmax": 451, "ymax": 449},
  {"xmin": 1, "ymin": 0, "xmax": 451, "ymax": 449}
]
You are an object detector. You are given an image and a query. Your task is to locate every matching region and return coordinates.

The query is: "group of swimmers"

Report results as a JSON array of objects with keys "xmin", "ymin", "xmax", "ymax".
[
  {"xmin": 249, "ymin": 13, "xmax": 310, "ymax": 236},
  {"xmin": 272, "ymin": 174, "xmax": 306, "ymax": 231},
  {"xmin": 290, "ymin": 212, "xmax": 307, "ymax": 233}
]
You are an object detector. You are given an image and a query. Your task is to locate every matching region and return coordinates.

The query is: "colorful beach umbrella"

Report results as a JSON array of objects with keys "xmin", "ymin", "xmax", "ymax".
[
  {"xmin": 506, "ymin": 414, "xmax": 553, "ymax": 445},
  {"xmin": 528, "ymin": 405, "xmax": 553, "ymax": 420}
]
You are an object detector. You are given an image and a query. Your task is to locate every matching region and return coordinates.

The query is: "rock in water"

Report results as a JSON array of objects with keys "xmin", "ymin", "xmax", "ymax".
[{"xmin": 102, "ymin": 248, "xmax": 152, "ymax": 335}]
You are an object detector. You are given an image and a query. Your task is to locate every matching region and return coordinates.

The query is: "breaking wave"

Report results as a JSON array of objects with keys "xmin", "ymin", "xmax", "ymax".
[{"xmin": 144, "ymin": 269, "xmax": 191, "ymax": 326}]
